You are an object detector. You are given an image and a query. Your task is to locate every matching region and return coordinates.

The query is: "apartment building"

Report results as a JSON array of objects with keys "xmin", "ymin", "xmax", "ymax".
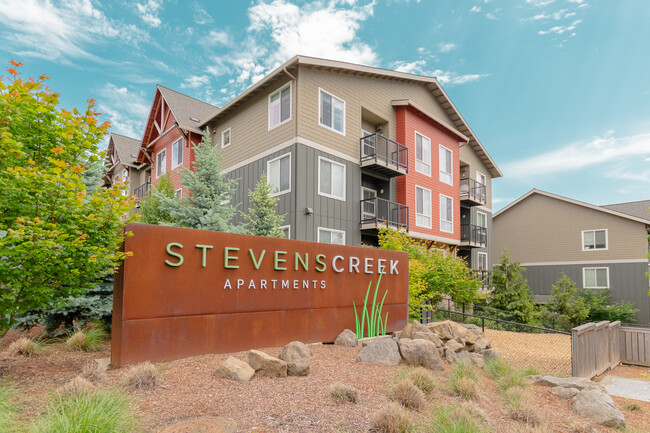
[
  {"xmin": 104, "ymin": 133, "xmax": 145, "ymax": 195},
  {"xmin": 492, "ymin": 189, "xmax": 650, "ymax": 324}
]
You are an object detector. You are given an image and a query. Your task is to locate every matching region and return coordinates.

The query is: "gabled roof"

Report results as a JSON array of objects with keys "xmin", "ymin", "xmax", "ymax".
[
  {"xmin": 109, "ymin": 133, "xmax": 141, "ymax": 168},
  {"xmin": 200, "ymin": 55, "xmax": 502, "ymax": 178},
  {"xmin": 156, "ymin": 85, "xmax": 220, "ymax": 134},
  {"xmin": 602, "ymin": 200, "xmax": 650, "ymax": 223},
  {"xmin": 494, "ymin": 189, "xmax": 650, "ymax": 225}
]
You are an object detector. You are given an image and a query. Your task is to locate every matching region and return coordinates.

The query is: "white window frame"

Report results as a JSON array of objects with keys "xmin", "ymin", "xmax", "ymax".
[
  {"xmin": 414, "ymin": 131, "xmax": 431, "ymax": 176},
  {"xmin": 583, "ymin": 267, "xmax": 610, "ymax": 289},
  {"xmin": 477, "ymin": 211, "xmax": 487, "ymax": 228},
  {"xmin": 582, "ymin": 229, "xmax": 608, "ymax": 251},
  {"xmin": 317, "ymin": 227, "xmax": 346, "ymax": 245},
  {"xmin": 175, "ymin": 188, "xmax": 182, "ymax": 199},
  {"xmin": 440, "ymin": 193, "xmax": 453, "ymax": 233},
  {"xmin": 476, "ymin": 171, "xmax": 487, "ymax": 186},
  {"xmin": 439, "ymin": 144, "xmax": 453, "ymax": 185},
  {"xmin": 268, "ymin": 82, "xmax": 292, "ymax": 130},
  {"xmin": 280, "ymin": 225, "xmax": 290, "ymax": 240},
  {"xmin": 221, "ymin": 127, "xmax": 231, "ymax": 149},
  {"xmin": 415, "ymin": 185, "xmax": 432, "ymax": 229},
  {"xmin": 266, "ymin": 153, "xmax": 291, "ymax": 197},
  {"xmin": 477, "ymin": 252, "xmax": 488, "ymax": 271},
  {"xmin": 318, "ymin": 88, "xmax": 346, "ymax": 136},
  {"xmin": 318, "ymin": 156, "xmax": 346, "ymax": 201},
  {"xmin": 156, "ymin": 148, "xmax": 166, "ymax": 178},
  {"xmin": 171, "ymin": 138, "xmax": 183, "ymax": 169}
]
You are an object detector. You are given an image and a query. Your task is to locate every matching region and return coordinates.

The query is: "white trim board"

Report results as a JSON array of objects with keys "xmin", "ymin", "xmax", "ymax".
[
  {"xmin": 521, "ymin": 259, "xmax": 649, "ymax": 266},
  {"xmin": 409, "ymin": 231, "xmax": 460, "ymax": 246}
]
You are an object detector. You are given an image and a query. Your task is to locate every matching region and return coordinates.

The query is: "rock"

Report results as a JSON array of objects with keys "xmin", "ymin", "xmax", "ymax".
[
  {"xmin": 444, "ymin": 339, "xmax": 464, "ymax": 353},
  {"xmin": 480, "ymin": 349, "xmax": 500, "ymax": 360},
  {"xmin": 279, "ymin": 341, "xmax": 310, "ymax": 376},
  {"xmin": 526, "ymin": 375, "xmax": 542, "ymax": 381},
  {"xmin": 572, "ymin": 389, "xmax": 626, "ymax": 429},
  {"xmin": 427, "ymin": 320, "xmax": 476, "ymax": 345},
  {"xmin": 359, "ymin": 335, "xmax": 393, "ymax": 347},
  {"xmin": 549, "ymin": 386, "xmax": 579, "ymax": 399},
  {"xmin": 214, "ymin": 357, "xmax": 255, "ymax": 382},
  {"xmin": 412, "ymin": 330, "xmax": 443, "ymax": 347},
  {"xmin": 534, "ymin": 376, "xmax": 604, "ymax": 391},
  {"xmin": 400, "ymin": 322, "xmax": 414, "ymax": 339},
  {"xmin": 472, "ymin": 338, "xmax": 490, "ymax": 352},
  {"xmin": 445, "ymin": 348, "xmax": 472, "ymax": 365},
  {"xmin": 469, "ymin": 353, "xmax": 485, "ymax": 368},
  {"xmin": 248, "ymin": 350, "xmax": 287, "ymax": 378},
  {"xmin": 427, "ymin": 321, "xmax": 454, "ymax": 341},
  {"xmin": 356, "ymin": 337, "xmax": 401, "ymax": 366},
  {"xmin": 398, "ymin": 339, "xmax": 444, "ymax": 371},
  {"xmin": 334, "ymin": 329, "xmax": 357, "ymax": 347}
]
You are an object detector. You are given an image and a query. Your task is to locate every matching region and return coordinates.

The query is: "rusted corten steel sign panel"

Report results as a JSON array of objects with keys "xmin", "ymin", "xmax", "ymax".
[{"xmin": 112, "ymin": 223, "xmax": 409, "ymax": 367}]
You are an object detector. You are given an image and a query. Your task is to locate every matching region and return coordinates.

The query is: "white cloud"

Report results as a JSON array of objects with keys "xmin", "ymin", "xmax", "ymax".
[
  {"xmin": 526, "ymin": 0, "xmax": 556, "ymax": 6},
  {"xmin": 538, "ymin": 19, "xmax": 582, "ymax": 35},
  {"xmin": 502, "ymin": 131, "xmax": 650, "ymax": 179},
  {"xmin": 469, "ymin": 6, "xmax": 481, "ymax": 12},
  {"xmin": 98, "ymin": 83, "xmax": 150, "ymax": 139},
  {"xmin": 135, "ymin": 0, "xmax": 164, "ymax": 28},
  {"xmin": 391, "ymin": 60, "xmax": 489, "ymax": 86},
  {"xmin": 191, "ymin": 1, "xmax": 214, "ymax": 25},
  {"xmin": 438, "ymin": 42, "xmax": 456, "ymax": 53},
  {"xmin": 392, "ymin": 60, "xmax": 426, "ymax": 74},
  {"xmin": 201, "ymin": 30, "xmax": 231, "ymax": 46},
  {"xmin": 180, "ymin": 75, "xmax": 210, "ymax": 89}
]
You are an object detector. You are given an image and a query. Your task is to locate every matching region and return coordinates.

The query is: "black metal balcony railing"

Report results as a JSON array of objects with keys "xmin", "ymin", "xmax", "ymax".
[
  {"xmin": 360, "ymin": 197, "xmax": 409, "ymax": 231},
  {"xmin": 459, "ymin": 178, "xmax": 487, "ymax": 205},
  {"xmin": 472, "ymin": 270, "xmax": 490, "ymax": 286},
  {"xmin": 360, "ymin": 133, "xmax": 408, "ymax": 174},
  {"xmin": 134, "ymin": 182, "xmax": 151, "ymax": 199},
  {"xmin": 460, "ymin": 224, "xmax": 487, "ymax": 247}
]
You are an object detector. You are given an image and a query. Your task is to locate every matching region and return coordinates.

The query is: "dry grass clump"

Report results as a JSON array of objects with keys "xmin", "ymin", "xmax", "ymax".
[
  {"xmin": 505, "ymin": 387, "xmax": 541, "ymax": 426},
  {"xmin": 57, "ymin": 376, "xmax": 97, "ymax": 397},
  {"xmin": 65, "ymin": 328, "xmax": 107, "ymax": 352},
  {"xmin": 621, "ymin": 399, "xmax": 642, "ymax": 412},
  {"xmin": 370, "ymin": 402, "xmax": 413, "ymax": 433},
  {"xmin": 425, "ymin": 406, "xmax": 489, "ymax": 433},
  {"xmin": 388, "ymin": 379, "xmax": 425, "ymax": 411},
  {"xmin": 448, "ymin": 362, "xmax": 480, "ymax": 400},
  {"xmin": 329, "ymin": 382, "xmax": 359, "ymax": 404},
  {"xmin": 568, "ymin": 422, "xmax": 597, "ymax": 433},
  {"xmin": 6, "ymin": 337, "xmax": 41, "ymax": 356},
  {"xmin": 80, "ymin": 361, "xmax": 108, "ymax": 383},
  {"xmin": 123, "ymin": 362, "xmax": 160, "ymax": 390},
  {"xmin": 406, "ymin": 367, "xmax": 436, "ymax": 395}
]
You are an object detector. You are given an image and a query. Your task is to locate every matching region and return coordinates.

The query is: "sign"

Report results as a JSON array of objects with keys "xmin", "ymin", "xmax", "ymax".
[{"xmin": 111, "ymin": 223, "xmax": 409, "ymax": 366}]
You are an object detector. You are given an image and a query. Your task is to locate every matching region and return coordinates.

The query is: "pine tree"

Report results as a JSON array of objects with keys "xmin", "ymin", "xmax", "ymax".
[
  {"xmin": 156, "ymin": 132, "xmax": 241, "ymax": 232},
  {"xmin": 242, "ymin": 173, "xmax": 286, "ymax": 237},
  {"xmin": 489, "ymin": 249, "xmax": 538, "ymax": 324},
  {"xmin": 546, "ymin": 273, "xmax": 589, "ymax": 328},
  {"xmin": 139, "ymin": 173, "xmax": 176, "ymax": 225}
]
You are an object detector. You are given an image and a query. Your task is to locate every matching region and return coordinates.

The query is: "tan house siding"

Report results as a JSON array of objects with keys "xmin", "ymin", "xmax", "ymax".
[
  {"xmin": 492, "ymin": 193, "xmax": 649, "ymax": 263},
  {"xmin": 459, "ymin": 144, "xmax": 493, "ymax": 209}
]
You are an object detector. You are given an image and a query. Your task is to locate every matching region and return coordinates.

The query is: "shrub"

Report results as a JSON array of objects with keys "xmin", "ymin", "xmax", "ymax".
[
  {"xmin": 388, "ymin": 379, "xmax": 425, "ymax": 410},
  {"xmin": 329, "ymin": 383, "xmax": 358, "ymax": 404},
  {"xmin": 6, "ymin": 337, "xmax": 41, "ymax": 356},
  {"xmin": 65, "ymin": 327, "xmax": 107, "ymax": 352},
  {"xmin": 370, "ymin": 402, "xmax": 413, "ymax": 433},
  {"xmin": 425, "ymin": 406, "xmax": 489, "ymax": 433},
  {"xmin": 80, "ymin": 361, "xmax": 108, "ymax": 383},
  {"xmin": 31, "ymin": 390, "xmax": 140, "ymax": 433},
  {"xmin": 57, "ymin": 376, "xmax": 97, "ymax": 397},
  {"xmin": 406, "ymin": 367, "xmax": 436, "ymax": 395},
  {"xmin": 123, "ymin": 362, "xmax": 159, "ymax": 390}
]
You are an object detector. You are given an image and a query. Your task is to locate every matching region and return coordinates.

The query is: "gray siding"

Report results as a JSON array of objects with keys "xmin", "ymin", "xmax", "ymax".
[
  {"xmin": 524, "ymin": 262, "xmax": 650, "ymax": 324},
  {"xmin": 459, "ymin": 206, "xmax": 493, "ymax": 270}
]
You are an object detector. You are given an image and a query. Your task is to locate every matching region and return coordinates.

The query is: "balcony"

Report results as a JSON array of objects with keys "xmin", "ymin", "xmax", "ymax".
[
  {"xmin": 360, "ymin": 197, "xmax": 409, "ymax": 231},
  {"xmin": 360, "ymin": 133, "xmax": 408, "ymax": 177},
  {"xmin": 460, "ymin": 178, "xmax": 486, "ymax": 206},
  {"xmin": 134, "ymin": 182, "xmax": 151, "ymax": 199},
  {"xmin": 460, "ymin": 224, "xmax": 487, "ymax": 248}
]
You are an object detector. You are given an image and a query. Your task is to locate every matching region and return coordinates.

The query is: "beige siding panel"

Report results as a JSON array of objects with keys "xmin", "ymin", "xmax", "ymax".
[
  {"xmin": 460, "ymin": 144, "xmax": 493, "ymax": 209},
  {"xmin": 492, "ymin": 193, "xmax": 649, "ymax": 262}
]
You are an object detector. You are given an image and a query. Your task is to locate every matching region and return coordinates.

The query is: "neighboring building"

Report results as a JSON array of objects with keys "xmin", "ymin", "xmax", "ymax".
[
  {"xmin": 136, "ymin": 85, "xmax": 219, "ymax": 200},
  {"xmin": 492, "ymin": 189, "xmax": 650, "ymax": 324},
  {"xmin": 104, "ymin": 133, "xmax": 145, "ymax": 196}
]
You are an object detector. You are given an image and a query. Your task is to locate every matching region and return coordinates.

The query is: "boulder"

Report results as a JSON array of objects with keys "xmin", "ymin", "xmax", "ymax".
[
  {"xmin": 214, "ymin": 357, "xmax": 255, "ymax": 382},
  {"xmin": 412, "ymin": 330, "xmax": 443, "ymax": 347},
  {"xmin": 445, "ymin": 348, "xmax": 472, "ymax": 365},
  {"xmin": 549, "ymin": 386, "xmax": 579, "ymax": 399},
  {"xmin": 480, "ymin": 349, "xmax": 500, "ymax": 360},
  {"xmin": 572, "ymin": 389, "xmax": 626, "ymax": 429},
  {"xmin": 468, "ymin": 352, "xmax": 485, "ymax": 368},
  {"xmin": 444, "ymin": 339, "xmax": 464, "ymax": 353},
  {"xmin": 279, "ymin": 341, "xmax": 310, "ymax": 376},
  {"xmin": 400, "ymin": 322, "xmax": 414, "ymax": 339},
  {"xmin": 359, "ymin": 335, "xmax": 393, "ymax": 347},
  {"xmin": 472, "ymin": 337, "xmax": 490, "ymax": 352},
  {"xmin": 428, "ymin": 320, "xmax": 476, "ymax": 345},
  {"xmin": 356, "ymin": 337, "xmax": 401, "ymax": 366},
  {"xmin": 534, "ymin": 376, "xmax": 603, "ymax": 391},
  {"xmin": 398, "ymin": 339, "xmax": 444, "ymax": 371},
  {"xmin": 248, "ymin": 350, "xmax": 287, "ymax": 378},
  {"xmin": 334, "ymin": 329, "xmax": 357, "ymax": 347}
]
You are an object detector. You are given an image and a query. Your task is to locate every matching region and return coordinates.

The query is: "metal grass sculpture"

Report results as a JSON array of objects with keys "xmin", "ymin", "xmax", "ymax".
[{"xmin": 353, "ymin": 272, "xmax": 389, "ymax": 339}]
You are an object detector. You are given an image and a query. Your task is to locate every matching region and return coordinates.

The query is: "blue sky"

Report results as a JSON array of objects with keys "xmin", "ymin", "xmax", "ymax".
[{"xmin": 1, "ymin": 0, "xmax": 649, "ymax": 210}]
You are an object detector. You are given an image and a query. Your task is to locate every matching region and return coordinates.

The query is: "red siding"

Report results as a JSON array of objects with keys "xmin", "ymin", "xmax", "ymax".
[{"xmin": 395, "ymin": 106, "xmax": 461, "ymax": 244}]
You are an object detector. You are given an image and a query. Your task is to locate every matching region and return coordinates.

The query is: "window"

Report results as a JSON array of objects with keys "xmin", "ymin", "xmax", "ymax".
[
  {"xmin": 582, "ymin": 229, "xmax": 608, "ymax": 250},
  {"xmin": 415, "ymin": 132, "xmax": 431, "ymax": 176},
  {"xmin": 439, "ymin": 145, "xmax": 453, "ymax": 185},
  {"xmin": 318, "ymin": 227, "xmax": 345, "ymax": 245},
  {"xmin": 583, "ymin": 267, "xmax": 609, "ymax": 288},
  {"xmin": 268, "ymin": 83, "xmax": 291, "ymax": 129},
  {"xmin": 440, "ymin": 194, "xmax": 453, "ymax": 233},
  {"xmin": 280, "ymin": 225, "xmax": 290, "ymax": 239},
  {"xmin": 319, "ymin": 89, "xmax": 345, "ymax": 134},
  {"xmin": 221, "ymin": 128, "xmax": 231, "ymax": 148},
  {"xmin": 267, "ymin": 154, "xmax": 291, "ymax": 196},
  {"xmin": 175, "ymin": 188, "xmax": 182, "ymax": 199},
  {"xmin": 171, "ymin": 139, "xmax": 183, "ymax": 168},
  {"xmin": 318, "ymin": 157, "xmax": 345, "ymax": 200},
  {"xmin": 415, "ymin": 186, "xmax": 431, "ymax": 228},
  {"xmin": 156, "ymin": 149, "xmax": 166, "ymax": 178},
  {"xmin": 120, "ymin": 169, "xmax": 129, "ymax": 196},
  {"xmin": 477, "ymin": 211, "xmax": 487, "ymax": 228},
  {"xmin": 476, "ymin": 171, "xmax": 487, "ymax": 186},
  {"xmin": 478, "ymin": 252, "xmax": 488, "ymax": 271}
]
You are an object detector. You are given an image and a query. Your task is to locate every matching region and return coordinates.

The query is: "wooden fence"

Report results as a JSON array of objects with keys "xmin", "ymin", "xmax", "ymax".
[
  {"xmin": 620, "ymin": 326, "xmax": 650, "ymax": 367},
  {"xmin": 572, "ymin": 321, "xmax": 621, "ymax": 378}
]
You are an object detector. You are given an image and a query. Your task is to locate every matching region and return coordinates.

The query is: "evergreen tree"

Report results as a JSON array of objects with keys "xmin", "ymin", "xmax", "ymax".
[
  {"xmin": 139, "ymin": 173, "xmax": 176, "ymax": 224},
  {"xmin": 242, "ymin": 173, "xmax": 286, "ymax": 237},
  {"xmin": 489, "ymin": 250, "xmax": 538, "ymax": 324},
  {"xmin": 546, "ymin": 273, "xmax": 589, "ymax": 329},
  {"xmin": 156, "ymin": 132, "xmax": 240, "ymax": 232},
  {"xmin": 82, "ymin": 156, "xmax": 106, "ymax": 195}
]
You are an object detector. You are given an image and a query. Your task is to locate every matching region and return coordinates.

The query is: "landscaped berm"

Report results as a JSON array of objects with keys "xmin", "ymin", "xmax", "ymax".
[{"xmin": 1, "ymin": 321, "xmax": 648, "ymax": 433}]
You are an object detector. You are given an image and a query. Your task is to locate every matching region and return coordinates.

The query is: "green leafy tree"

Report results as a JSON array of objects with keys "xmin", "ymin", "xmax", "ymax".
[
  {"xmin": 156, "ymin": 132, "xmax": 241, "ymax": 232},
  {"xmin": 242, "ymin": 173, "xmax": 286, "ymax": 237},
  {"xmin": 489, "ymin": 250, "xmax": 538, "ymax": 324},
  {"xmin": 579, "ymin": 289, "xmax": 638, "ymax": 323},
  {"xmin": 0, "ymin": 61, "xmax": 135, "ymax": 338},
  {"xmin": 378, "ymin": 227, "xmax": 482, "ymax": 319},
  {"xmin": 139, "ymin": 173, "xmax": 176, "ymax": 224},
  {"xmin": 544, "ymin": 274, "xmax": 589, "ymax": 329}
]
